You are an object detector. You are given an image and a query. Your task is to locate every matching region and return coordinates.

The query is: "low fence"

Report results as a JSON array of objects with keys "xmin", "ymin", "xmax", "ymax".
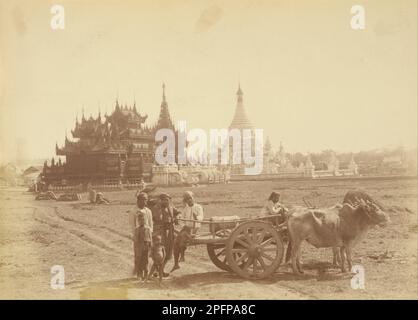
[
  {"xmin": 231, "ymin": 172, "xmax": 310, "ymax": 181},
  {"xmin": 48, "ymin": 182, "xmax": 145, "ymax": 192},
  {"xmin": 231, "ymin": 173, "xmax": 417, "ymax": 183}
]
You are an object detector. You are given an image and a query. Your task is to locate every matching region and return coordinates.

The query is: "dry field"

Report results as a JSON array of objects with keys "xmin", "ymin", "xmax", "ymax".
[{"xmin": 0, "ymin": 177, "xmax": 417, "ymax": 299}]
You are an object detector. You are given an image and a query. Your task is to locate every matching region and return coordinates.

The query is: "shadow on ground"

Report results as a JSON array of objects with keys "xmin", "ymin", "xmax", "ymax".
[{"xmin": 71, "ymin": 260, "xmax": 352, "ymax": 298}]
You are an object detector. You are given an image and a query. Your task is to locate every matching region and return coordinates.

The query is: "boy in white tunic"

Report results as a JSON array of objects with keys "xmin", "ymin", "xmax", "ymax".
[{"xmin": 181, "ymin": 191, "xmax": 204, "ymax": 235}]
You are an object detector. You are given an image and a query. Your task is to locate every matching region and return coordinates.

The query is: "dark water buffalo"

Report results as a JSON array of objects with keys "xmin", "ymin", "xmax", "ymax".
[
  {"xmin": 330, "ymin": 190, "xmax": 386, "ymax": 265},
  {"xmin": 288, "ymin": 199, "xmax": 390, "ymax": 275}
]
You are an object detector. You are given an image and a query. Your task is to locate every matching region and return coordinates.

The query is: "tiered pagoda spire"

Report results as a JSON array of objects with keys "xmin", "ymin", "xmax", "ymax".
[
  {"xmin": 229, "ymin": 83, "xmax": 253, "ymax": 129},
  {"xmin": 156, "ymin": 83, "xmax": 175, "ymax": 130}
]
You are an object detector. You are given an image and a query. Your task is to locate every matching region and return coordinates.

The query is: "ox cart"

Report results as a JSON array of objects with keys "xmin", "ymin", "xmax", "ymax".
[{"xmin": 176, "ymin": 214, "xmax": 287, "ymax": 280}]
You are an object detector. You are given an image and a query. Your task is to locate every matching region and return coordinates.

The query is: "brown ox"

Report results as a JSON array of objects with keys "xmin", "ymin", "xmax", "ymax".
[{"xmin": 288, "ymin": 200, "xmax": 390, "ymax": 275}]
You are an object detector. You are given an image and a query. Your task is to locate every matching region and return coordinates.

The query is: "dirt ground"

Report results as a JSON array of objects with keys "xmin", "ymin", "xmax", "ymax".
[{"xmin": 0, "ymin": 177, "xmax": 417, "ymax": 300}]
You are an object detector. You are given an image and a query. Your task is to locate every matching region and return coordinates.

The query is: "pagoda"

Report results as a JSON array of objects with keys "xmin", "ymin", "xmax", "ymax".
[
  {"xmin": 43, "ymin": 84, "xmax": 175, "ymax": 185},
  {"xmin": 229, "ymin": 84, "xmax": 253, "ymax": 129},
  {"xmin": 228, "ymin": 84, "xmax": 256, "ymax": 174}
]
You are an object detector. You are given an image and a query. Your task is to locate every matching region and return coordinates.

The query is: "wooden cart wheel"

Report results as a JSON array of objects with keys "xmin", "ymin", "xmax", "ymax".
[
  {"xmin": 226, "ymin": 221, "xmax": 283, "ymax": 280},
  {"xmin": 207, "ymin": 244, "xmax": 231, "ymax": 272}
]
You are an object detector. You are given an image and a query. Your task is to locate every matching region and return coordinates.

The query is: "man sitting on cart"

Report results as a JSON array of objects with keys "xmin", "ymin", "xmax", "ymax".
[
  {"xmin": 261, "ymin": 191, "xmax": 292, "ymax": 263},
  {"xmin": 180, "ymin": 191, "xmax": 204, "ymax": 235},
  {"xmin": 151, "ymin": 192, "xmax": 181, "ymax": 277},
  {"xmin": 260, "ymin": 191, "xmax": 288, "ymax": 225}
]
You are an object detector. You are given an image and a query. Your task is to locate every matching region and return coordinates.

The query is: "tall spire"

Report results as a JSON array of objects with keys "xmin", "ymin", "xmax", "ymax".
[
  {"xmin": 133, "ymin": 99, "xmax": 137, "ymax": 114},
  {"xmin": 156, "ymin": 83, "xmax": 174, "ymax": 130},
  {"xmin": 97, "ymin": 104, "xmax": 101, "ymax": 123},
  {"xmin": 229, "ymin": 83, "xmax": 253, "ymax": 129},
  {"xmin": 133, "ymin": 92, "xmax": 137, "ymax": 112},
  {"xmin": 264, "ymin": 136, "xmax": 272, "ymax": 151},
  {"xmin": 237, "ymin": 82, "xmax": 243, "ymax": 99},
  {"xmin": 162, "ymin": 82, "xmax": 166, "ymax": 102}
]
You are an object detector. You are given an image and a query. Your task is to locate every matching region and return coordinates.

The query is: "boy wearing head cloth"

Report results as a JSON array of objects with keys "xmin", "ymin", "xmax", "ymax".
[{"xmin": 129, "ymin": 192, "xmax": 153, "ymax": 280}]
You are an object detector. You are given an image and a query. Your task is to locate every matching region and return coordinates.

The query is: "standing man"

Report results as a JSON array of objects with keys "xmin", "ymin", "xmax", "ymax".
[
  {"xmin": 135, "ymin": 178, "xmax": 147, "ymax": 197},
  {"xmin": 181, "ymin": 191, "xmax": 204, "ymax": 235},
  {"xmin": 129, "ymin": 192, "xmax": 153, "ymax": 280},
  {"xmin": 151, "ymin": 193, "xmax": 181, "ymax": 277}
]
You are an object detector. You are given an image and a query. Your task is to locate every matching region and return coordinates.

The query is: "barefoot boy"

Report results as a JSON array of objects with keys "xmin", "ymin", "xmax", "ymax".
[{"xmin": 130, "ymin": 192, "xmax": 153, "ymax": 280}]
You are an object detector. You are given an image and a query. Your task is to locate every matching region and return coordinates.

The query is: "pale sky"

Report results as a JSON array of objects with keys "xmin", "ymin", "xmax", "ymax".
[{"xmin": 0, "ymin": 0, "xmax": 416, "ymax": 164}]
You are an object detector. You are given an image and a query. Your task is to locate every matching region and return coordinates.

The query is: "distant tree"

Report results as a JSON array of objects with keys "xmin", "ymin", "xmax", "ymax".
[{"xmin": 288, "ymin": 152, "xmax": 305, "ymax": 167}]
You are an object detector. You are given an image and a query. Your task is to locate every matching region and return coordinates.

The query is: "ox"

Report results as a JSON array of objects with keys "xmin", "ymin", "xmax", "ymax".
[
  {"xmin": 331, "ymin": 190, "xmax": 386, "ymax": 266},
  {"xmin": 287, "ymin": 200, "xmax": 390, "ymax": 275}
]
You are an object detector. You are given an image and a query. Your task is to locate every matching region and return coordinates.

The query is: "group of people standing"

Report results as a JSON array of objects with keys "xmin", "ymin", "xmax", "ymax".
[
  {"xmin": 129, "ymin": 190, "xmax": 204, "ymax": 281},
  {"xmin": 129, "ymin": 189, "xmax": 288, "ymax": 282}
]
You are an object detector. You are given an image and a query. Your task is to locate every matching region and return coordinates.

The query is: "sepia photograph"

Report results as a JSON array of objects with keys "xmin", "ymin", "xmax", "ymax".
[{"xmin": 0, "ymin": 0, "xmax": 417, "ymax": 303}]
